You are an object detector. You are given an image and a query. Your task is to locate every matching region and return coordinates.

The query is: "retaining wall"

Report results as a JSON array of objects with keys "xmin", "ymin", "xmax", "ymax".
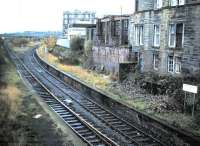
[{"xmin": 35, "ymin": 49, "xmax": 200, "ymax": 146}]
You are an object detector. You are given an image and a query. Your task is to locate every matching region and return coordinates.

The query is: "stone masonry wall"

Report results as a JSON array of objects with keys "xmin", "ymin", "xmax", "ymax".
[
  {"xmin": 92, "ymin": 46, "xmax": 133, "ymax": 74},
  {"xmin": 129, "ymin": 0, "xmax": 200, "ymax": 76}
]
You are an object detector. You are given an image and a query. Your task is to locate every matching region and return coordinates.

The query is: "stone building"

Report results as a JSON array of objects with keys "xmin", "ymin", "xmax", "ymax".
[
  {"xmin": 92, "ymin": 15, "xmax": 133, "ymax": 74},
  {"xmin": 95, "ymin": 15, "xmax": 129, "ymax": 46},
  {"xmin": 129, "ymin": 0, "xmax": 200, "ymax": 77}
]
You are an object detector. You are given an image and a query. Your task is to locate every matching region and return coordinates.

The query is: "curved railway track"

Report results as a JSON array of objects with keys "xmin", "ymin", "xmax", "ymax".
[
  {"xmin": 7, "ymin": 49, "xmax": 119, "ymax": 146},
  {"xmin": 20, "ymin": 49, "xmax": 165, "ymax": 146}
]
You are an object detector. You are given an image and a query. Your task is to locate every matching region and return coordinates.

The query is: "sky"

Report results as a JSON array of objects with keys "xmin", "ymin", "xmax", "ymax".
[{"xmin": 0, "ymin": 0, "xmax": 134, "ymax": 33}]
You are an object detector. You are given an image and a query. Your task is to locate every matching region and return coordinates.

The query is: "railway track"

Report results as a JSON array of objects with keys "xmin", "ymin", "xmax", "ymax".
[
  {"xmin": 8, "ymin": 49, "xmax": 118, "ymax": 146},
  {"xmin": 20, "ymin": 49, "xmax": 165, "ymax": 146}
]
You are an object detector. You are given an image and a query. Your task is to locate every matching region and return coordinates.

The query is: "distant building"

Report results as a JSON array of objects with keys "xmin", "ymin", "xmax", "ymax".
[
  {"xmin": 129, "ymin": 0, "xmax": 200, "ymax": 77},
  {"xmin": 63, "ymin": 10, "xmax": 96, "ymax": 39}
]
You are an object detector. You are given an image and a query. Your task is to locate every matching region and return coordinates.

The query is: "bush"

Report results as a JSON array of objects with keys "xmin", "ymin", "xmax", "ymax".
[
  {"xmin": 70, "ymin": 36, "xmax": 84, "ymax": 52},
  {"xmin": 59, "ymin": 50, "xmax": 80, "ymax": 65},
  {"xmin": 11, "ymin": 38, "xmax": 29, "ymax": 47},
  {"xmin": 58, "ymin": 36, "xmax": 84, "ymax": 65},
  {"xmin": 43, "ymin": 36, "xmax": 57, "ymax": 52}
]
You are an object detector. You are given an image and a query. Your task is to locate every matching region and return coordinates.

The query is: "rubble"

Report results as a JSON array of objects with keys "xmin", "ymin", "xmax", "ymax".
[{"xmin": 108, "ymin": 73, "xmax": 186, "ymax": 113}]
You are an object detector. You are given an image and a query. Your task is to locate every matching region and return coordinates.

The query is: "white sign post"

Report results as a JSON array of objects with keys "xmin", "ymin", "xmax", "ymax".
[{"xmin": 183, "ymin": 84, "xmax": 198, "ymax": 117}]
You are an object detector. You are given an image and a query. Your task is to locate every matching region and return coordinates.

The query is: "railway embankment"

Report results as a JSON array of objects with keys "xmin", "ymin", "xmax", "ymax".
[{"xmin": 36, "ymin": 46, "xmax": 200, "ymax": 146}]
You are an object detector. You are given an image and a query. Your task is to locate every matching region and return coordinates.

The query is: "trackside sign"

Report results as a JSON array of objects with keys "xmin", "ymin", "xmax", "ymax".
[{"xmin": 183, "ymin": 84, "xmax": 198, "ymax": 94}]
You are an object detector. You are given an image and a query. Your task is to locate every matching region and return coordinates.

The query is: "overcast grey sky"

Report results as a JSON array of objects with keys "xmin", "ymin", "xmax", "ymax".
[{"xmin": 0, "ymin": 0, "xmax": 134, "ymax": 33}]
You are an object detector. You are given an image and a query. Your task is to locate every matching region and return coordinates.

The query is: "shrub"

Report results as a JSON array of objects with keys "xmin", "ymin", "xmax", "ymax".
[
  {"xmin": 43, "ymin": 36, "xmax": 57, "ymax": 52},
  {"xmin": 58, "ymin": 36, "xmax": 84, "ymax": 65},
  {"xmin": 59, "ymin": 50, "xmax": 80, "ymax": 65},
  {"xmin": 11, "ymin": 38, "xmax": 29, "ymax": 47},
  {"xmin": 70, "ymin": 36, "xmax": 84, "ymax": 52}
]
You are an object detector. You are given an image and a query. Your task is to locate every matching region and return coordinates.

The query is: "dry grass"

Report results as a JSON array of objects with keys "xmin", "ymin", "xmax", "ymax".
[
  {"xmin": 0, "ymin": 85, "xmax": 22, "ymax": 118},
  {"xmin": 10, "ymin": 39, "xmax": 38, "ymax": 54},
  {"xmin": 0, "ymin": 63, "xmax": 23, "ymax": 119},
  {"xmin": 37, "ymin": 47, "xmax": 110, "ymax": 89},
  {"xmin": 0, "ymin": 50, "xmax": 23, "ymax": 119},
  {"xmin": 1, "ymin": 85, "xmax": 21, "ymax": 98},
  {"xmin": 37, "ymin": 47, "xmax": 200, "ymax": 136}
]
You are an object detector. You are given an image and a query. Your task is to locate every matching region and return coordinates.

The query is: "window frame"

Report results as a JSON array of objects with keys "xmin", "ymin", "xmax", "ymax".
[
  {"xmin": 153, "ymin": 25, "xmax": 160, "ymax": 47},
  {"xmin": 170, "ymin": 0, "xmax": 185, "ymax": 6},
  {"xmin": 124, "ymin": 20, "xmax": 129, "ymax": 30},
  {"xmin": 176, "ymin": 23, "xmax": 184, "ymax": 48},
  {"xmin": 139, "ymin": 25, "xmax": 144, "ymax": 45},
  {"xmin": 168, "ymin": 23, "xmax": 184, "ymax": 48},
  {"xmin": 153, "ymin": 54, "xmax": 159, "ymax": 70},
  {"xmin": 169, "ymin": 24, "xmax": 176, "ymax": 48},
  {"xmin": 170, "ymin": 0, "xmax": 177, "ymax": 6},
  {"xmin": 111, "ymin": 21, "xmax": 118, "ymax": 36},
  {"xmin": 135, "ymin": 25, "xmax": 139, "ymax": 46},
  {"xmin": 175, "ymin": 56, "xmax": 181, "ymax": 73},
  {"xmin": 168, "ymin": 56, "xmax": 174, "ymax": 73},
  {"xmin": 167, "ymin": 55, "xmax": 182, "ymax": 73},
  {"xmin": 155, "ymin": 0, "xmax": 162, "ymax": 9},
  {"xmin": 134, "ymin": 25, "xmax": 144, "ymax": 46}
]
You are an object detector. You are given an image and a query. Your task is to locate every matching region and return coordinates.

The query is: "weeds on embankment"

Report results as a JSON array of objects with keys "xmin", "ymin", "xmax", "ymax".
[{"xmin": 37, "ymin": 45, "xmax": 200, "ymax": 136}]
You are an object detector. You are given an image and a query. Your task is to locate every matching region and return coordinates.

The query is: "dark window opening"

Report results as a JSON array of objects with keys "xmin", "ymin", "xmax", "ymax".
[
  {"xmin": 135, "ymin": 52, "xmax": 139, "ymax": 62},
  {"xmin": 135, "ymin": 0, "xmax": 139, "ymax": 12},
  {"xmin": 97, "ymin": 20, "xmax": 103, "ymax": 36},
  {"xmin": 111, "ymin": 21, "xmax": 117, "ymax": 36},
  {"xmin": 91, "ymin": 29, "xmax": 94, "ymax": 41},
  {"xmin": 176, "ymin": 23, "xmax": 183, "ymax": 48}
]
